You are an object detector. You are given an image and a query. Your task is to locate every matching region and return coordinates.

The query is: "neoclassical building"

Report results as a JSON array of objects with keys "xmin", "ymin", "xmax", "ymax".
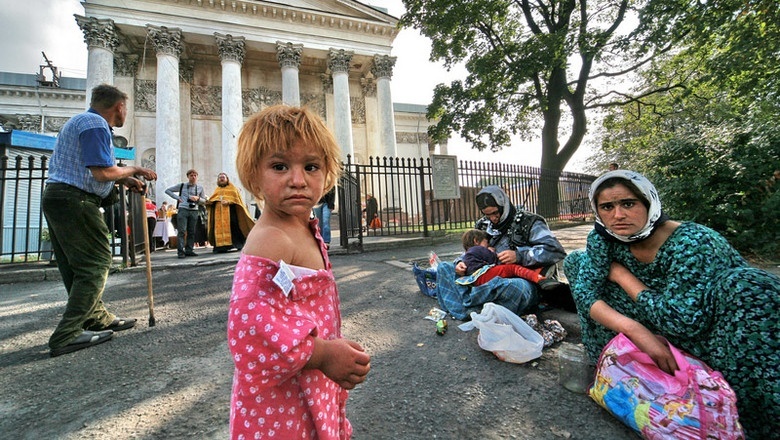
[{"xmin": 0, "ymin": 0, "xmax": 445, "ymax": 203}]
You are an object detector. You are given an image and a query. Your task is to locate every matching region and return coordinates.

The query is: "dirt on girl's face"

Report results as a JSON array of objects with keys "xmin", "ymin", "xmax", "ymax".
[{"xmin": 253, "ymin": 141, "xmax": 325, "ymax": 219}]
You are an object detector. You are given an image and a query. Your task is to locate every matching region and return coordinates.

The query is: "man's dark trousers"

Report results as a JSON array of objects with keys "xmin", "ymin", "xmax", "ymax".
[
  {"xmin": 42, "ymin": 183, "xmax": 115, "ymax": 349},
  {"xmin": 176, "ymin": 208, "xmax": 200, "ymax": 255}
]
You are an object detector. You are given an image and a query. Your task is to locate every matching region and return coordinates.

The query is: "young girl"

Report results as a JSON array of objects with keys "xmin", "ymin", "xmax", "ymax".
[{"xmin": 228, "ymin": 105, "xmax": 371, "ymax": 439}]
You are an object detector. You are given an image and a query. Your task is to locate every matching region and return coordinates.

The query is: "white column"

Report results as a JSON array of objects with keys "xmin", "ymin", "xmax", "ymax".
[
  {"xmin": 147, "ymin": 25, "xmax": 183, "ymax": 203},
  {"xmin": 112, "ymin": 54, "xmax": 141, "ymax": 185},
  {"xmin": 372, "ymin": 55, "xmax": 398, "ymax": 158},
  {"xmin": 75, "ymin": 16, "xmax": 119, "ymax": 106},
  {"xmin": 328, "ymin": 49, "xmax": 354, "ymax": 162},
  {"xmin": 215, "ymin": 33, "xmax": 246, "ymax": 184},
  {"xmin": 360, "ymin": 76, "xmax": 380, "ymax": 160},
  {"xmin": 277, "ymin": 42, "xmax": 302, "ymax": 106}
]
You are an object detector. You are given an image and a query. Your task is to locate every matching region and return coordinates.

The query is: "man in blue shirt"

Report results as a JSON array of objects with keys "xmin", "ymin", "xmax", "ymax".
[
  {"xmin": 43, "ymin": 84, "xmax": 157, "ymax": 357},
  {"xmin": 313, "ymin": 187, "xmax": 335, "ymax": 249}
]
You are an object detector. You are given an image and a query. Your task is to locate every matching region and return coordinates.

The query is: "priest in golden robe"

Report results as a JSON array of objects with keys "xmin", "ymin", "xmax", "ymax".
[{"xmin": 206, "ymin": 173, "xmax": 255, "ymax": 253}]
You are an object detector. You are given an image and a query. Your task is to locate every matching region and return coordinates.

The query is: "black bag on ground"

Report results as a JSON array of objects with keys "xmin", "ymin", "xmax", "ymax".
[{"xmin": 538, "ymin": 283, "xmax": 577, "ymax": 312}]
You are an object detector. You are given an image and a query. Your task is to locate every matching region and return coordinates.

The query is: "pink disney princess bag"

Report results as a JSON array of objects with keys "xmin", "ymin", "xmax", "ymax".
[{"xmin": 589, "ymin": 333, "xmax": 744, "ymax": 439}]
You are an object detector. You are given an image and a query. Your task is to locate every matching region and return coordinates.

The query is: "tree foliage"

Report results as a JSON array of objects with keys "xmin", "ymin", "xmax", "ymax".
[
  {"xmin": 644, "ymin": 116, "xmax": 779, "ymax": 258},
  {"xmin": 400, "ymin": 0, "xmax": 690, "ymax": 215}
]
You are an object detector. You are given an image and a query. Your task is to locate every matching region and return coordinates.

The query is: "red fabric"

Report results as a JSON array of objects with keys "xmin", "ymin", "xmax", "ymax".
[
  {"xmin": 474, "ymin": 265, "xmax": 542, "ymax": 286},
  {"xmin": 145, "ymin": 200, "xmax": 157, "ymax": 218}
]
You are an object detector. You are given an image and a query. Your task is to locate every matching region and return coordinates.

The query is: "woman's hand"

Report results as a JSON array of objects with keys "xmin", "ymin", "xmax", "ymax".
[
  {"xmin": 455, "ymin": 261, "xmax": 467, "ymax": 276},
  {"xmin": 627, "ymin": 330, "xmax": 679, "ymax": 375},
  {"xmin": 307, "ymin": 338, "xmax": 371, "ymax": 390},
  {"xmin": 590, "ymin": 300, "xmax": 678, "ymax": 374}
]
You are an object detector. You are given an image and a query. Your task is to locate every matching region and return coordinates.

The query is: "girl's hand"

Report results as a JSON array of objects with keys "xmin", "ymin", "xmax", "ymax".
[
  {"xmin": 308, "ymin": 338, "xmax": 371, "ymax": 390},
  {"xmin": 455, "ymin": 261, "xmax": 467, "ymax": 276}
]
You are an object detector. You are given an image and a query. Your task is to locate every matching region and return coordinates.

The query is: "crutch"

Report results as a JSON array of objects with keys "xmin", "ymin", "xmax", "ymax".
[{"xmin": 141, "ymin": 187, "xmax": 156, "ymax": 327}]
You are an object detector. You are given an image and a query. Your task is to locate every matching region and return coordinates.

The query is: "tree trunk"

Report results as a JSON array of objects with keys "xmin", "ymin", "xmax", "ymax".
[
  {"xmin": 536, "ymin": 66, "xmax": 589, "ymax": 218},
  {"xmin": 537, "ymin": 167, "xmax": 562, "ymax": 218}
]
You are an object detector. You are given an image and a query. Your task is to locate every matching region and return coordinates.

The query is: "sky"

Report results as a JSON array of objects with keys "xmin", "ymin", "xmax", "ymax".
[{"xmin": 0, "ymin": 0, "xmax": 593, "ymax": 172}]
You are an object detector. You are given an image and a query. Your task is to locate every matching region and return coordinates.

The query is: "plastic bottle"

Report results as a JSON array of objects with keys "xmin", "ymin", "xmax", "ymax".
[{"xmin": 428, "ymin": 251, "xmax": 440, "ymax": 269}]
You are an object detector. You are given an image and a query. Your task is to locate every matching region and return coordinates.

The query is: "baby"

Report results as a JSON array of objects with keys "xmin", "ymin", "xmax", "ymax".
[{"xmin": 461, "ymin": 229, "xmax": 552, "ymax": 288}]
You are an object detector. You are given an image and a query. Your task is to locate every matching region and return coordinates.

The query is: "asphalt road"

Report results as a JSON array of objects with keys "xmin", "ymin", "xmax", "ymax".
[{"xmin": 1, "ymin": 226, "xmax": 639, "ymax": 439}]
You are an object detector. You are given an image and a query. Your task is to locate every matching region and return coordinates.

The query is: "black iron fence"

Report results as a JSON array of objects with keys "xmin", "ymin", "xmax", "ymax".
[
  {"xmin": 1, "ymin": 154, "xmax": 146, "ymax": 265},
  {"xmin": 2, "ymin": 151, "xmax": 595, "ymax": 263},
  {"xmin": 336, "ymin": 155, "xmax": 596, "ymax": 248}
]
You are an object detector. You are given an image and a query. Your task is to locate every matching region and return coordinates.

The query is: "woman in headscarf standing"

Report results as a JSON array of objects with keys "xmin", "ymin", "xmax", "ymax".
[{"xmin": 563, "ymin": 170, "xmax": 780, "ymax": 438}]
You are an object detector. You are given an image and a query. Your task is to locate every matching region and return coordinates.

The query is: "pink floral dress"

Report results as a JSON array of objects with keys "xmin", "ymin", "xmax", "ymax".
[{"xmin": 228, "ymin": 225, "xmax": 350, "ymax": 439}]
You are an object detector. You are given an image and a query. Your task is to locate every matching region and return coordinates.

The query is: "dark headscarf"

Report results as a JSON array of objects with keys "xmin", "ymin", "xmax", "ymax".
[
  {"xmin": 476, "ymin": 186, "xmax": 517, "ymax": 233},
  {"xmin": 589, "ymin": 170, "xmax": 668, "ymax": 243}
]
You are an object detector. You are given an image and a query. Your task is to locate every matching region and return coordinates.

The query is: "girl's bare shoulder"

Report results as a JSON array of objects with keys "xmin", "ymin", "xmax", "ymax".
[{"xmin": 243, "ymin": 224, "xmax": 296, "ymax": 262}]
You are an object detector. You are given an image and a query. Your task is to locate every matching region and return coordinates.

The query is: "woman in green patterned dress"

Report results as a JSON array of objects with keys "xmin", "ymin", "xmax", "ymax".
[{"xmin": 564, "ymin": 170, "xmax": 779, "ymax": 439}]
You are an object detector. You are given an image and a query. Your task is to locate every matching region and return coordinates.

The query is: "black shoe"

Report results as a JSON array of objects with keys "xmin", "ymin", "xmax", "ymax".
[
  {"xmin": 185, "ymin": 251, "xmax": 198, "ymax": 257},
  {"xmin": 178, "ymin": 253, "xmax": 186, "ymax": 259},
  {"xmin": 540, "ymin": 264, "xmax": 559, "ymax": 279},
  {"xmin": 539, "ymin": 264, "xmax": 563, "ymax": 291},
  {"xmin": 87, "ymin": 317, "xmax": 136, "ymax": 332},
  {"xmin": 50, "ymin": 330, "xmax": 113, "ymax": 357},
  {"xmin": 538, "ymin": 277, "xmax": 563, "ymax": 291}
]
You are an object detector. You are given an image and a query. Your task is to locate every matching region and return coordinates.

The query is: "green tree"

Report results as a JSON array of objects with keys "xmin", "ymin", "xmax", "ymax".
[
  {"xmin": 646, "ymin": 116, "xmax": 779, "ymax": 257},
  {"xmin": 400, "ymin": 0, "xmax": 692, "ymax": 216}
]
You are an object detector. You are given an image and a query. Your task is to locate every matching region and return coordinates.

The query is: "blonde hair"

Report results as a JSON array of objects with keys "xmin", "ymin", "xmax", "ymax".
[
  {"xmin": 236, "ymin": 105, "xmax": 341, "ymax": 200},
  {"xmin": 462, "ymin": 229, "xmax": 489, "ymax": 251}
]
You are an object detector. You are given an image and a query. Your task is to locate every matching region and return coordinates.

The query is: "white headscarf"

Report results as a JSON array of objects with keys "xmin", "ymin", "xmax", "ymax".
[{"xmin": 589, "ymin": 170, "xmax": 665, "ymax": 243}]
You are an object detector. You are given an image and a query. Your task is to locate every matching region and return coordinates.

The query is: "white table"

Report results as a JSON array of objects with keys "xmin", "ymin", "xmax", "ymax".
[{"xmin": 153, "ymin": 218, "xmax": 176, "ymax": 244}]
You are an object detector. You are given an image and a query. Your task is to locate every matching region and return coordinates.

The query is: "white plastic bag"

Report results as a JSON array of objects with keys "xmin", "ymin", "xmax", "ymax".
[{"xmin": 458, "ymin": 302, "xmax": 544, "ymax": 364}]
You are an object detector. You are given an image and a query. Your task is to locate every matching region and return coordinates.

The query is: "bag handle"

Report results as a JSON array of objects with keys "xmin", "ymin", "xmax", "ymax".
[
  {"xmin": 614, "ymin": 334, "xmax": 692, "ymax": 392},
  {"xmin": 663, "ymin": 339, "xmax": 709, "ymax": 440},
  {"xmin": 175, "ymin": 183, "xmax": 183, "ymax": 209}
]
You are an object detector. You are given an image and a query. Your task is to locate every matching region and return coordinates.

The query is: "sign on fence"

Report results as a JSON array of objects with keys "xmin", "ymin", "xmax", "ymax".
[{"xmin": 431, "ymin": 155, "xmax": 460, "ymax": 200}]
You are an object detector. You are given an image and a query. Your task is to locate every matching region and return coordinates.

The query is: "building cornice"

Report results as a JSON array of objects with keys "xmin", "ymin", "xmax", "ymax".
[
  {"xmin": 0, "ymin": 86, "xmax": 85, "ymax": 101},
  {"xmin": 84, "ymin": 0, "xmax": 399, "ymax": 51}
]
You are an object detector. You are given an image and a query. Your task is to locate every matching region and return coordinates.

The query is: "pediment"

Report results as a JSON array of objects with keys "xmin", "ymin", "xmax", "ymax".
[
  {"xmin": 84, "ymin": 0, "xmax": 399, "ymax": 45},
  {"xmin": 84, "ymin": 0, "xmax": 399, "ymax": 70},
  {"xmin": 265, "ymin": 0, "xmax": 397, "ymax": 23}
]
